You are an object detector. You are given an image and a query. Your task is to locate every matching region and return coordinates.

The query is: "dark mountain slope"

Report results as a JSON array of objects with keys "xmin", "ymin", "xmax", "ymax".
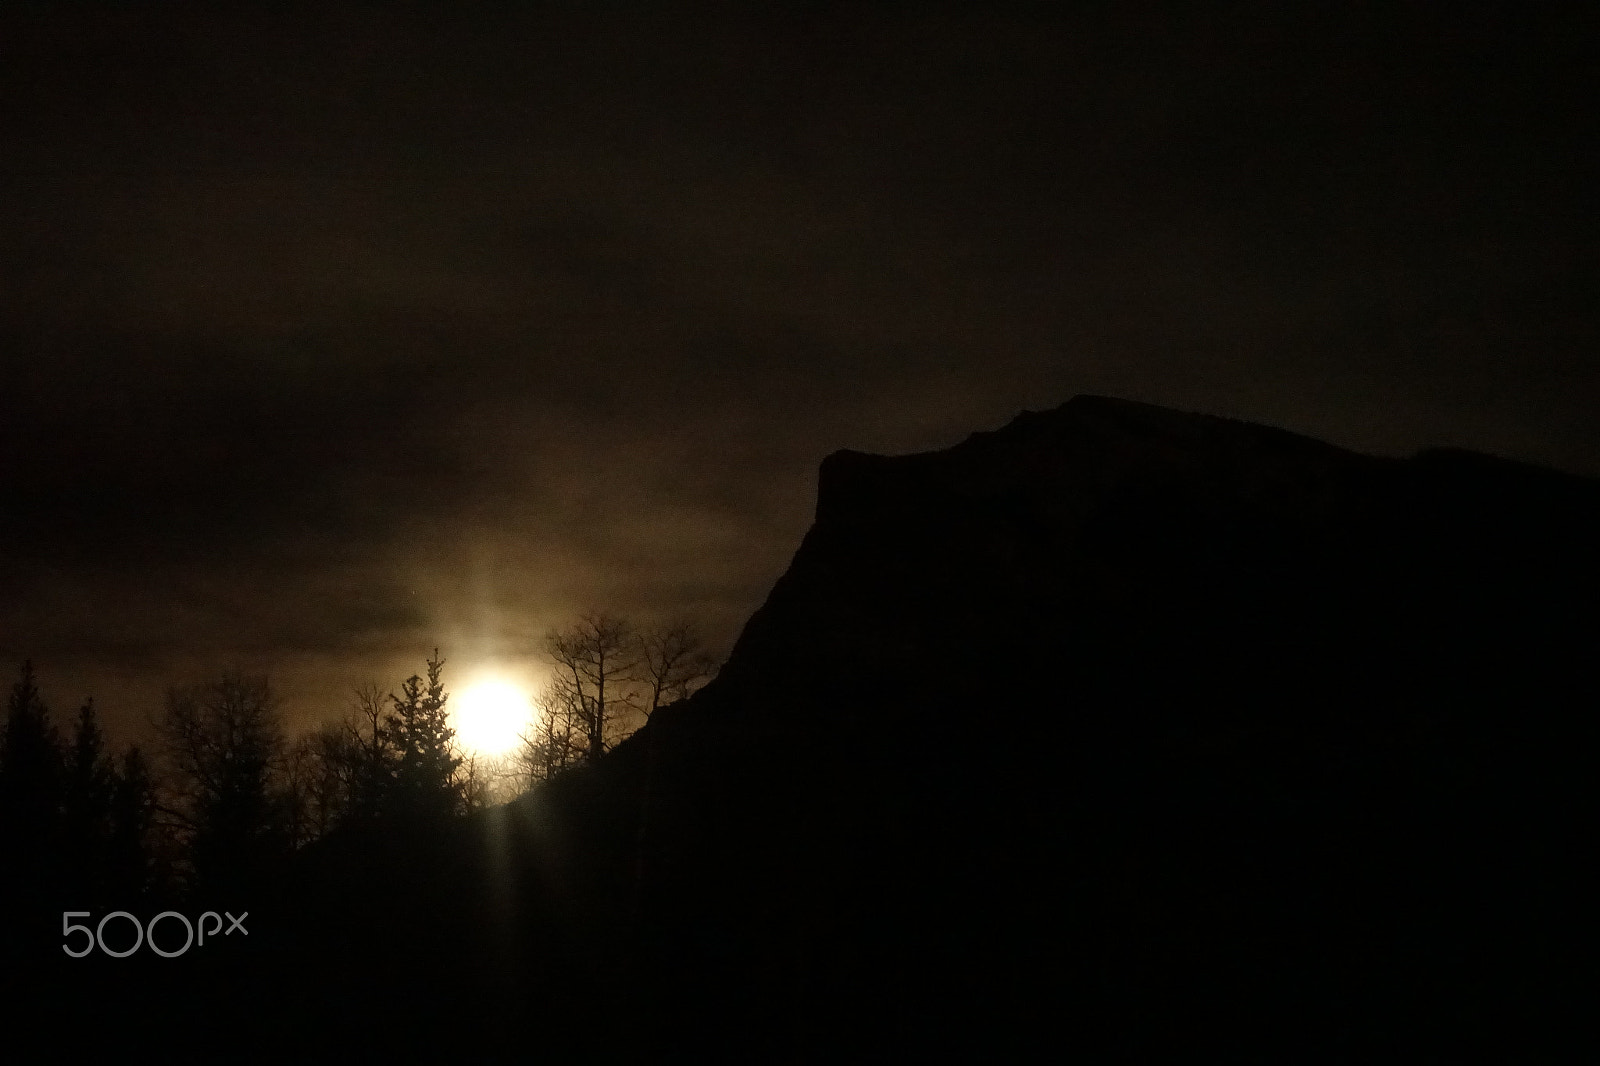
[{"xmin": 562, "ymin": 395, "xmax": 1598, "ymax": 1060}]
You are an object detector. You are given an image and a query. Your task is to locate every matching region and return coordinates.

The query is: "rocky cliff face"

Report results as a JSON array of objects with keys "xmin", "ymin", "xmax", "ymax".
[
  {"xmin": 654, "ymin": 394, "xmax": 1596, "ymax": 764},
  {"xmin": 602, "ymin": 394, "xmax": 1597, "ymax": 1059}
]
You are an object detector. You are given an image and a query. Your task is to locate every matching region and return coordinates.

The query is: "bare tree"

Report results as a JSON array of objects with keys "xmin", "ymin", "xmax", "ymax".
[
  {"xmin": 458, "ymin": 751, "xmax": 521, "ymax": 809},
  {"xmin": 285, "ymin": 723, "xmax": 355, "ymax": 844},
  {"xmin": 515, "ymin": 616, "xmax": 718, "ymax": 792},
  {"xmin": 545, "ymin": 613, "xmax": 641, "ymax": 763},
  {"xmin": 342, "ymin": 682, "xmax": 394, "ymax": 825},
  {"xmin": 459, "ymin": 752, "xmax": 490, "ymax": 812},
  {"xmin": 628, "ymin": 623, "xmax": 716, "ymax": 927},
  {"xmin": 156, "ymin": 673, "xmax": 292, "ymax": 896},
  {"xmin": 636, "ymin": 622, "xmax": 718, "ymax": 716},
  {"xmin": 516, "ymin": 680, "xmax": 583, "ymax": 786}
]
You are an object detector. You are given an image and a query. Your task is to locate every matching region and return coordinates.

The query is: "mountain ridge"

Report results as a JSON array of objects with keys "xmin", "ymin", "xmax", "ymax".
[
  {"xmin": 695, "ymin": 392, "xmax": 1597, "ymax": 728},
  {"xmin": 594, "ymin": 393, "xmax": 1595, "ymax": 1056}
]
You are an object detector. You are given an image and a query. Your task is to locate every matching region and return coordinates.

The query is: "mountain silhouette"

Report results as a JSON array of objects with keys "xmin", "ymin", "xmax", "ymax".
[
  {"xmin": 22, "ymin": 396, "xmax": 1594, "ymax": 1061},
  {"xmin": 574, "ymin": 395, "xmax": 1597, "ymax": 1059}
]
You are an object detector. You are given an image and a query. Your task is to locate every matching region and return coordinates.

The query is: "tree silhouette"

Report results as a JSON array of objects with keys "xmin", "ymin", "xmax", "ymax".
[
  {"xmin": 285, "ymin": 722, "xmax": 357, "ymax": 844},
  {"xmin": 518, "ymin": 678, "xmax": 584, "ymax": 785},
  {"xmin": 545, "ymin": 613, "xmax": 640, "ymax": 764},
  {"xmin": 106, "ymin": 746, "xmax": 158, "ymax": 901},
  {"xmin": 0, "ymin": 661, "xmax": 63, "ymax": 850},
  {"xmin": 338, "ymin": 683, "xmax": 396, "ymax": 827},
  {"xmin": 381, "ymin": 650, "xmax": 463, "ymax": 824},
  {"xmin": 157, "ymin": 673, "xmax": 292, "ymax": 900},
  {"xmin": 0, "ymin": 661, "xmax": 65, "ymax": 921},
  {"xmin": 1, "ymin": 661, "xmax": 62, "ymax": 805},
  {"xmin": 637, "ymin": 621, "xmax": 717, "ymax": 716},
  {"xmin": 614, "ymin": 622, "xmax": 719, "ymax": 930},
  {"xmin": 518, "ymin": 617, "xmax": 717, "ymax": 789},
  {"xmin": 458, "ymin": 751, "xmax": 498, "ymax": 811},
  {"xmin": 61, "ymin": 698, "xmax": 115, "ymax": 905}
]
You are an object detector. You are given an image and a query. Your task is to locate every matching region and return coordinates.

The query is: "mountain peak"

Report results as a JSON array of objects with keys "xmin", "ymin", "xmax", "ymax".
[
  {"xmin": 814, "ymin": 394, "xmax": 1368, "ymax": 527},
  {"xmin": 593, "ymin": 392, "xmax": 1600, "ymax": 1058}
]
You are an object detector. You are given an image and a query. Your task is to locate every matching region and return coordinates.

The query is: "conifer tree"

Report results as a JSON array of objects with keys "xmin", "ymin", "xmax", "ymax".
[
  {"xmin": 62, "ymin": 698, "xmax": 115, "ymax": 903},
  {"xmin": 107, "ymin": 746, "xmax": 157, "ymax": 900},
  {"xmin": 0, "ymin": 661, "xmax": 64, "ymax": 846},
  {"xmin": 382, "ymin": 650, "xmax": 463, "ymax": 824}
]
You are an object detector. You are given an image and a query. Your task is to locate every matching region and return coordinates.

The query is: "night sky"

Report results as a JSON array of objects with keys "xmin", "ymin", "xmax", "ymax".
[{"xmin": 3, "ymin": 2, "xmax": 1594, "ymax": 743}]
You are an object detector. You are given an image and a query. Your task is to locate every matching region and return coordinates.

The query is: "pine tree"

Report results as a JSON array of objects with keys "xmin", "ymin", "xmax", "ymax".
[
  {"xmin": 0, "ymin": 661, "xmax": 64, "ymax": 844},
  {"xmin": 107, "ymin": 746, "xmax": 157, "ymax": 901},
  {"xmin": 62, "ymin": 698, "xmax": 115, "ymax": 904},
  {"xmin": 382, "ymin": 650, "xmax": 463, "ymax": 824},
  {"xmin": 0, "ymin": 661, "xmax": 66, "ymax": 926}
]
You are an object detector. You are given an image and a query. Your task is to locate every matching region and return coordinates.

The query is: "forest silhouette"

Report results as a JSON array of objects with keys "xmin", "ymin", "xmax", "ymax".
[{"xmin": 3, "ymin": 396, "xmax": 1594, "ymax": 1061}]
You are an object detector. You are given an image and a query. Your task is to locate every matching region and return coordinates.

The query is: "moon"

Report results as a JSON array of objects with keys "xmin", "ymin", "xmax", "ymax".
[{"xmin": 452, "ymin": 681, "xmax": 532, "ymax": 756}]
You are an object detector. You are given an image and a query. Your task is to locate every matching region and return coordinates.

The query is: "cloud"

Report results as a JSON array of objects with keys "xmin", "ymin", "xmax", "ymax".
[{"xmin": 3, "ymin": 2, "xmax": 1595, "ymax": 744}]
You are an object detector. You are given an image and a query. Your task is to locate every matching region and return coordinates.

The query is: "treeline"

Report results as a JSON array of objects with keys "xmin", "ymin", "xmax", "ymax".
[
  {"xmin": 0, "ymin": 612, "xmax": 715, "ymax": 911},
  {"xmin": 0, "ymin": 662, "xmax": 158, "ymax": 913}
]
